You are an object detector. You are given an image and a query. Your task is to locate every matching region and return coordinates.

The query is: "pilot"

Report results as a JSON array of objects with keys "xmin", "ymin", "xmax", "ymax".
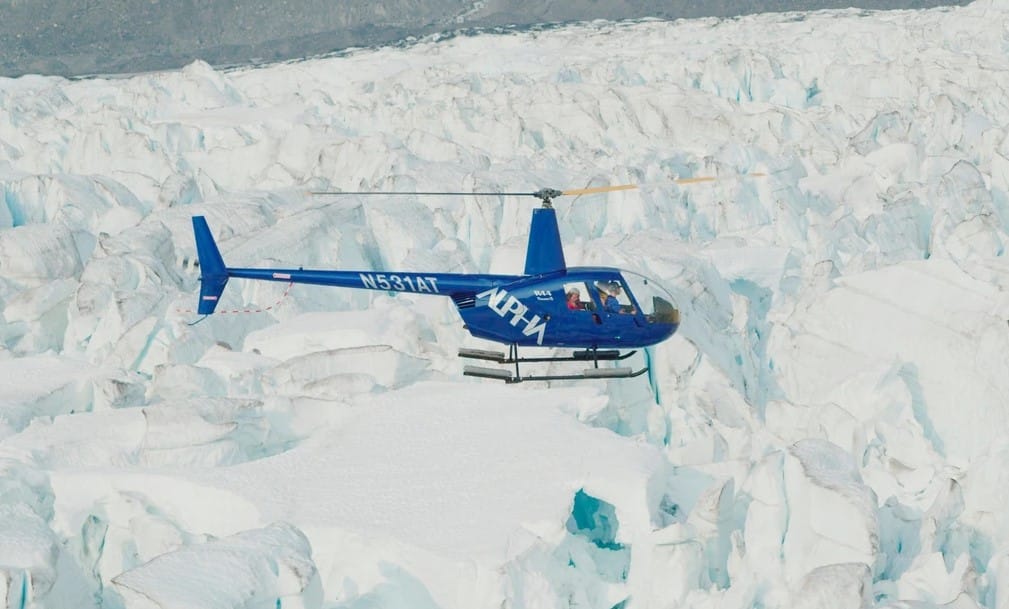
[
  {"xmin": 596, "ymin": 282, "xmax": 619, "ymax": 314},
  {"xmin": 601, "ymin": 281, "xmax": 634, "ymax": 314}
]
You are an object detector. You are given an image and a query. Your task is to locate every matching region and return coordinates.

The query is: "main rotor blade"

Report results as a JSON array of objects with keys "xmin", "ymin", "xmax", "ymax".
[
  {"xmin": 672, "ymin": 172, "xmax": 766, "ymax": 185},
  {"xmin": 307, "ymin": 172, "xmax": 767, "ymax": 199},
  {"xmin": 561, "ymin": 184, "xmax": 638, "ymax": 196},
  {"xmin": 309, "ymin": 190, "xmax": 536, "ymax": 197}
]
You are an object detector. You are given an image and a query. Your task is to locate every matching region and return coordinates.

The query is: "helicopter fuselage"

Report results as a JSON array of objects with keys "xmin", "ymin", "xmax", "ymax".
[{"xmin": 218, "ymin": 262, "xmax": 677, "ymax": 350}]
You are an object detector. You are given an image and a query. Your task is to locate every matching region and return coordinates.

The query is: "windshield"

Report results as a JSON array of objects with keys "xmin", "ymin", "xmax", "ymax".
[{"xmin": 620, "ymin": 271, "xmax": 679, "ymax": 324}]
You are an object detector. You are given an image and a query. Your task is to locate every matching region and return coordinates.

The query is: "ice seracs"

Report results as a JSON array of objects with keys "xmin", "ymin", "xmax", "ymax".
[{"xmin": 2, "ymin": 0, "xmax": 1009, "ymax": 607}]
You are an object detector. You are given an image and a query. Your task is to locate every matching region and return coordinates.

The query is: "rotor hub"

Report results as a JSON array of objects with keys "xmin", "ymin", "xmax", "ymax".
[{"xmin": 532, "ymin": 188, "xmax": 563, "ymax": 208}]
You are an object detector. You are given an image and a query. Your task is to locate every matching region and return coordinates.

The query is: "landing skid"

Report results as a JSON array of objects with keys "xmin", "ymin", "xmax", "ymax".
[{"xmin": 460, "ymin": 345, "xmax": 647, "ymax": 383}]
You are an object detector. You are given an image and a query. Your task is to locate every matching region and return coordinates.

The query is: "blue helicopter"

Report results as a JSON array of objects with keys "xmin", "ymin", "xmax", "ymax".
[{"xmin": 191, "ymin": 185, "xmax": 680, "ymax": 383}]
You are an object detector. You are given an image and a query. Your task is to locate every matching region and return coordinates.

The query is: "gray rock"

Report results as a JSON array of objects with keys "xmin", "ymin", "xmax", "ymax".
[{"xmin": 0, "ymin": 0, "xmax": 970, "ymax": 78}]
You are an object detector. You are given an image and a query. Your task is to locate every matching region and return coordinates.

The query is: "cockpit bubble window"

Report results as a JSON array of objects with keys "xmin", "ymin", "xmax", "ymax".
[{"xmin": 620, "ymin": 271, "xmax": 680, "ymax": 324}]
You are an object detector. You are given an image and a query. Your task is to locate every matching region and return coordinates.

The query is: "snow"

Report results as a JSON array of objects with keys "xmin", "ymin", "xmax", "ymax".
[
  {"xmin": 111, "ymin": 522, "xmax": 322, "ymax": 609},
  {"xmin": 2, "ymin": 1, "xmax": 1009, "ymax": 607}
]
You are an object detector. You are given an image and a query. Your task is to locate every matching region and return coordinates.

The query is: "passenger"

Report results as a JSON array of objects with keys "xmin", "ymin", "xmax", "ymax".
[{"xmin": 566, "ymin": 289, "xmax": 582, "ymax": 310}]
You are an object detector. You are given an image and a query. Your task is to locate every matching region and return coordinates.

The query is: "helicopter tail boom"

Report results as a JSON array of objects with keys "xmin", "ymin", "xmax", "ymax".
[{"xmin": 190, "ymin": 215, "xmax": 524, "ymax": 314}]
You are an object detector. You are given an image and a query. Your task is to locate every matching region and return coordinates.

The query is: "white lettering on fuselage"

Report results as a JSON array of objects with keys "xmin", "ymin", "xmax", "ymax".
[
  {"xmin": 476, "ymin": 287, "xmax": 548, "ymax": 345},
  {"xmin": 360, "ymin": 273, "xmax": 440, "ymax": 294}
]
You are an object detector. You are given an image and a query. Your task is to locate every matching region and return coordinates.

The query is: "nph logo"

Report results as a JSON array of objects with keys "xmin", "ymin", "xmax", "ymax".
[{"xmin": 476, "ymin": 287, "xmax": 548, "ymax": 345}]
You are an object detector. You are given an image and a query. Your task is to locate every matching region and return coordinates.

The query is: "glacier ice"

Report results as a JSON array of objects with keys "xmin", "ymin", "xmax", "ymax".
[
  {"xmin": 3, "ymin": 1, "xmax": 1009, "ymax": 607},
  {"xmin": 111, "ymin": 522, "xmax": 322, "ymax": 609}
]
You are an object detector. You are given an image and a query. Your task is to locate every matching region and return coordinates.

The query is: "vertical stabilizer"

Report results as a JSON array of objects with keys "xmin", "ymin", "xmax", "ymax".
[
  {"xmin": 523, "ymin": 207, "xmax": 566, "ymax": 275},
  {"xmin": 192, "ymin": 216, "xmax": 229, "ymax": 314}
]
